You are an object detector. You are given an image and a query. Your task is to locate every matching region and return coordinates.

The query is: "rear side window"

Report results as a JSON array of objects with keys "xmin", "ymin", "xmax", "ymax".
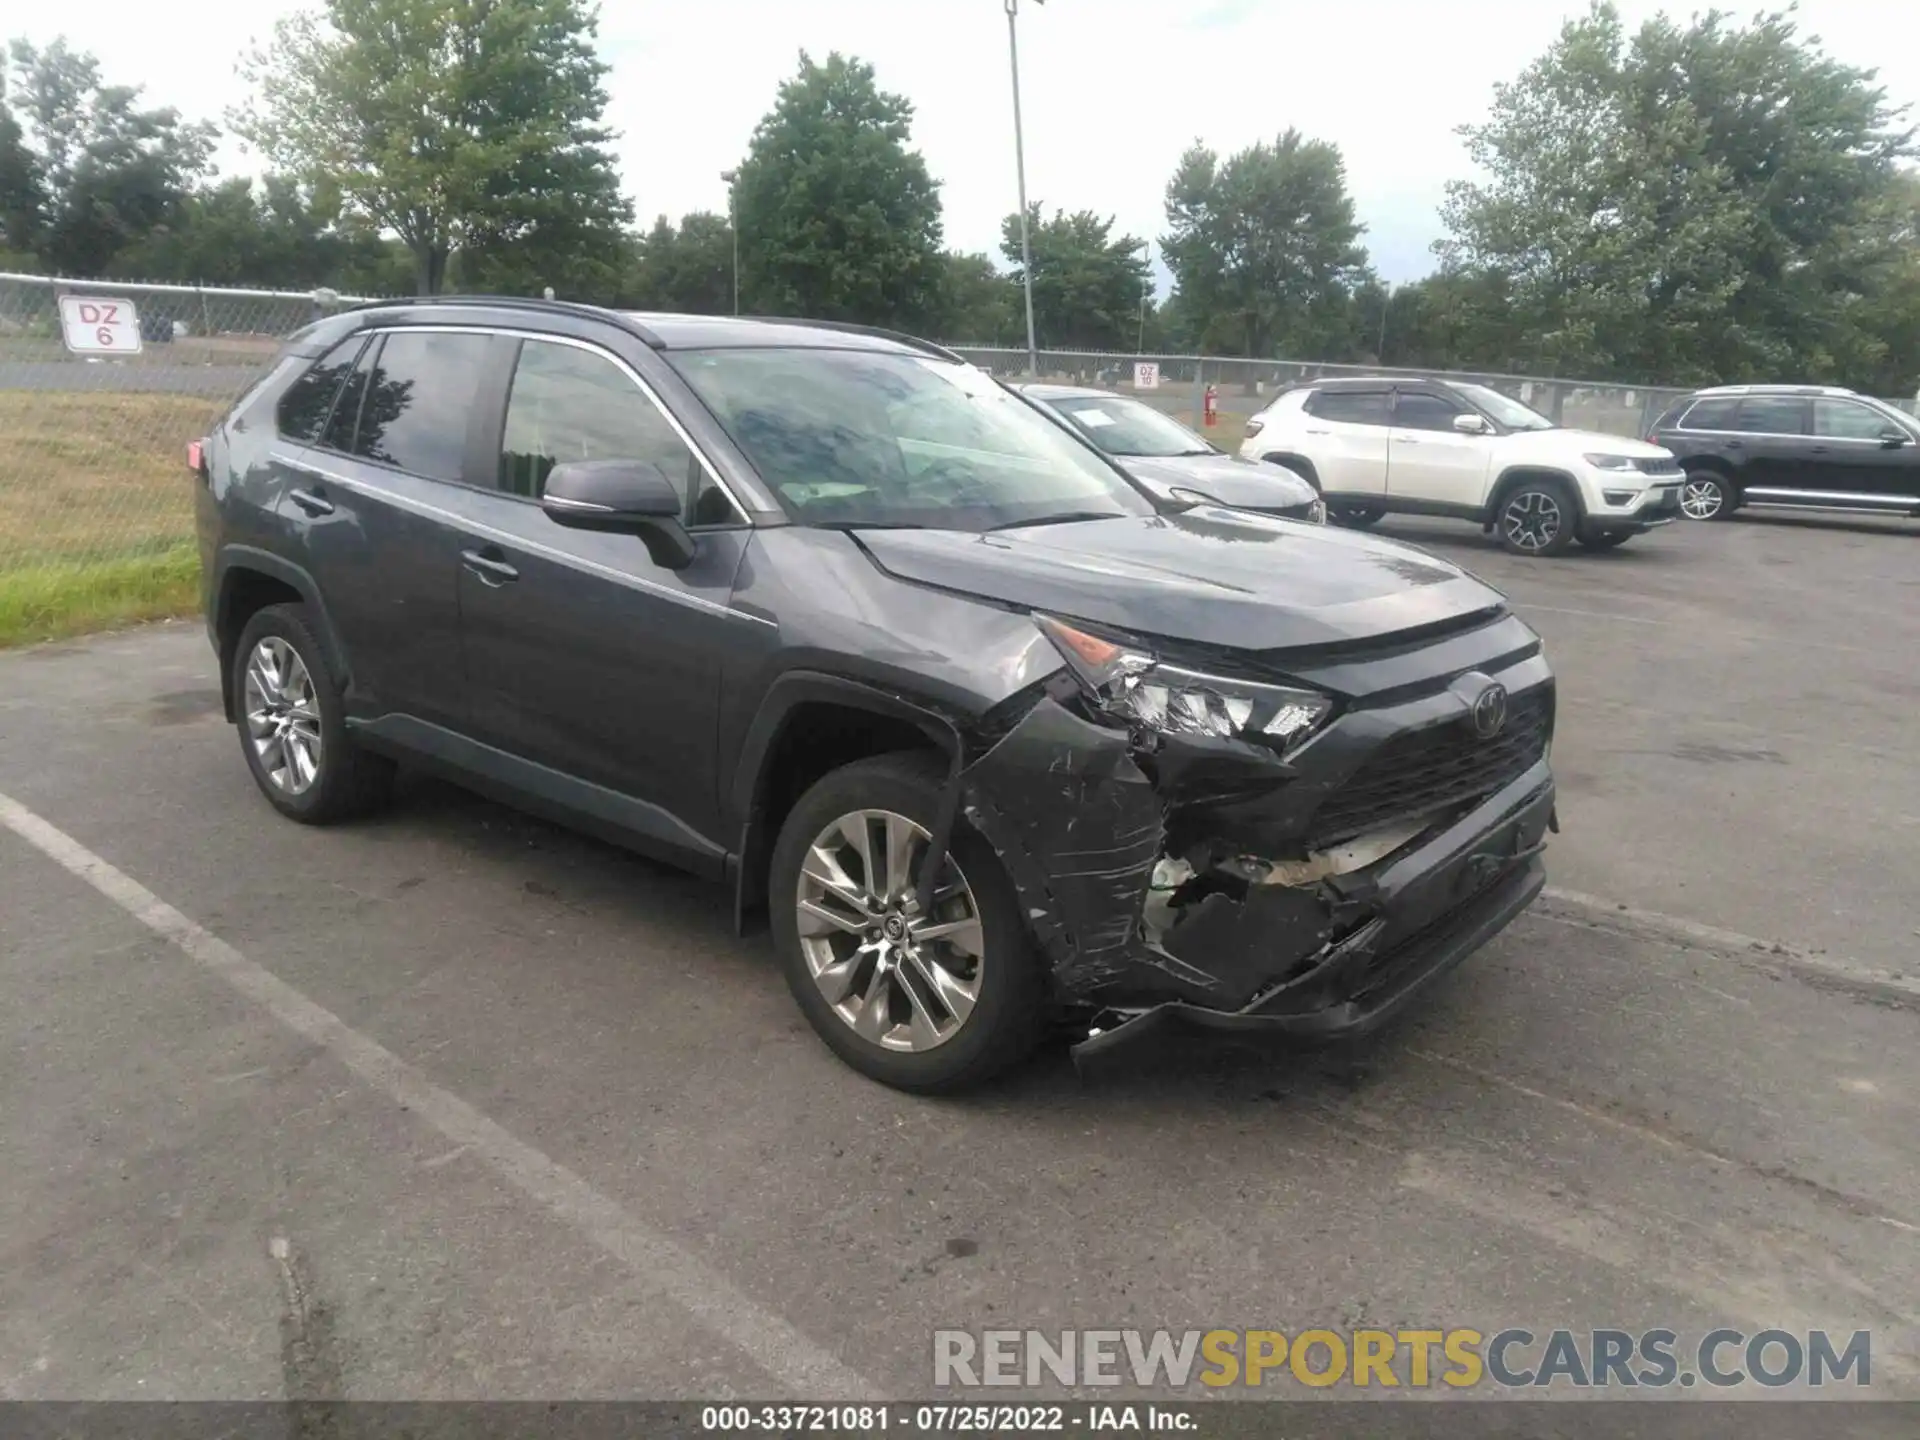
[
  {"xmin": 276, "ymin": 338, "xmax": 365, "ymax": 442},
  {"xmin": 1813, "ymin": 398, "xmax": 1895, "ymax": 440},
  {"xmin": 1732, "ymin": 396, "xmax": 1808, "ymax": 436},
  {"xmin": 352, "ymin": 330, "xmax": 494, "ymax": 482},
  {"xmin": 1306, "ymin": 389, "xmax": 1391, "ymax": 425},
  {"xmin": 1677, "ymin": 397, "xmax": 1741, "ymax": 430},
  {"xmin": 319, "ymin": 338, "xmax": 381, "ymax": 453}
]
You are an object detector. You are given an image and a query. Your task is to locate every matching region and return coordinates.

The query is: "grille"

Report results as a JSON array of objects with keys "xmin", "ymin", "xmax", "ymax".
[
  {"xmin": 1633, "ymin": 456, "xmax": 1683, "ymax": 476},
  {"xmin": 1309, "ymin": 687, "xmax": 1552, "ymax": 846}
]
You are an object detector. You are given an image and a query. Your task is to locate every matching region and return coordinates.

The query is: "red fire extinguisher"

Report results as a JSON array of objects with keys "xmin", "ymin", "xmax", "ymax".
[{"xmin": 1203, "ymin": 384, "xmax": 1219, "ymax": 427}]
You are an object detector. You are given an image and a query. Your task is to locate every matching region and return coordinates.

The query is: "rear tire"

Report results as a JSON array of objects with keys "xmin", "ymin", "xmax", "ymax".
[
  {"xmin": 231, "ymin": 603, "xmax": 395, "ymax": 824},
  {"xmin": 1329, "ymin": 504, "xmax": 1384, "ymax": 529},
  {"xmin": 769, "ymin": 752, "xmax": 1045, "ymax": 1093},
  {"xmin": 1495, "ymin": 477, "xmax": 1578, "ymax": 556},
  {"xmin": 1680, "ymin": 470, "xmax": 1735, "ymax": 521}
]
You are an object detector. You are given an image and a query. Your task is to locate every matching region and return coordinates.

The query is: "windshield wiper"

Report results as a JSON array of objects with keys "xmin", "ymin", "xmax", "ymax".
[{"xmin": 985, "ymin": 511, "xmax": 1124, "ymax": 532}]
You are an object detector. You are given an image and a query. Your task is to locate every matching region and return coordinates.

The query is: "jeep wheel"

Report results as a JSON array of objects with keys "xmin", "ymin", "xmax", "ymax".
[
  {"xmin": 1680, "ymin": 471, "xmax": 1733, "ymax": 521},
  {"xmin": 233, "ymin": 603, "xmax": 395, "ymax": 824},
  {"xmin": 1329, "ymin": 504, "xmax": 1384, "ymax": 529},
  {"xmin": 1497, "ymin": 478, "xmax": 1577, "ymax": 556},
  {"xmin": 769, "ymin": 752, "xmax": 1044, "ymax": 1092}
]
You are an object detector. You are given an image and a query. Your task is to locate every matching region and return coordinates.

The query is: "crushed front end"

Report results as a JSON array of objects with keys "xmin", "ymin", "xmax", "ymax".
[{"xmin": 957, "ymin": 607, "xmax": 1557, "ymax": 1055}]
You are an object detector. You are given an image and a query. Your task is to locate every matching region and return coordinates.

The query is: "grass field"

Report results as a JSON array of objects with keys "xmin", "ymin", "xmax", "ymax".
[{"xmin": 0, "ymin": 391, "xmax": 220, "ymax": 647}]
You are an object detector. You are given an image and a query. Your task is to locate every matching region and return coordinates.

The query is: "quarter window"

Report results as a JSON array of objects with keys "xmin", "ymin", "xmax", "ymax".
[
  {"xmin": 319, "ymin": 337, "xmax": 381, "ymax": 453},
  {"xmin": 499, "ymin": 340, "xmax": 739, "ymax": 525},
  {"xmin": 352, "ymin": 331, "xmax": 493, "ymax": 482},
  {"xmin": 1306, "ymin": 390, "xmax": 1391, "ymax": 426},
  {"xmin": 277, "ymin": 338, "xmax": 364, "ymax": 442},
  {"xmin": 1814, "ymin": 398, "xmax": 1899, "ymax": 440}
]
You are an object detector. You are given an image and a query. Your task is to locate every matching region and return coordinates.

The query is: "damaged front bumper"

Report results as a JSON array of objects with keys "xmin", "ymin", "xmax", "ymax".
[{"xmin": 958, "ymin": 691, "xmax": 1556, "ymax": 1056}]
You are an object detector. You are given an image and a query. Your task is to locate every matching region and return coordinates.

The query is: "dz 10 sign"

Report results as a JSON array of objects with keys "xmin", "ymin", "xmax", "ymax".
[{"xmin": 58, "ymin": 295, "xmax": 144, "ymax": 354}]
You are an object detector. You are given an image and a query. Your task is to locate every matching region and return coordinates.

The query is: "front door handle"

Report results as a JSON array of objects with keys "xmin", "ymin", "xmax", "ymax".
[
  {"xmin": 1396, "ymin": 437, "xmax": 1421, "ymax": 445},
  {"xmin": 461, "ymin": 547, "xmax": 520, "ymax": 585},
  {"xmin": 288, "ymin": 486, "xmax": 334, "ymax": 516}
]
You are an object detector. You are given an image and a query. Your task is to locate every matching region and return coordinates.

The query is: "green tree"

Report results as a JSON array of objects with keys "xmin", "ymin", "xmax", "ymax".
[
  {"xmin": 733, "ymin": 52, "xmax": 944, "ymax": 326},
  {"xmin": 111, "ymin": 175, "xmax": 396, "ymax": 287},
  {"xmin": 932, "ymin": 251, "xmax": 1015, "ymax": 344},
  {"xmin": 1440, "ymin": 2, "xmax": 1915, "ymax": 385},
  {"xmin": 236, "ymin": 0, "xmax": 632, "ymax": 295},
  {"xmin": 999, "ymin": 206, "xmax": 1149, "ymax": 352},
  {"xmin": 4, "ymin": 38, "xmax": 215, "ymax": 275},
  {"xmin": 628, "ymin": 212, "xmax": 734, "ymax": 314},
  {"xmin": 1161, "ymin": 129, "xmax": 1369, "ymax": 359}
]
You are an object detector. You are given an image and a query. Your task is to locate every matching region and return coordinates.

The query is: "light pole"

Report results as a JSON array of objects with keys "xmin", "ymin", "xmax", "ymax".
[
  {"xmin": 1137, "ymin": 239, "xmax": 1151, "ymax": 355},
  {"xmin": 720, "ymin": 168, "xmax": 740, "ymax": 315},
  {"xmin": 1377, "ymin": 281, "xmax": 1392, "ymax": 363},
  {"xmin": 1005, "ymin": 0, "xmax": 1041, "ymax": 376}
]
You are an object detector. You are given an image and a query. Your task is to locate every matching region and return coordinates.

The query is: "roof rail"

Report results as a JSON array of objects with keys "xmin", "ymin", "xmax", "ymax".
[
  {"xmin": 343, "ymin": 293, "xmax": 666, "ymax": 348},
  {"xmin": 748, "ymin": 315, "xmax": 968, "ymax": 364}
]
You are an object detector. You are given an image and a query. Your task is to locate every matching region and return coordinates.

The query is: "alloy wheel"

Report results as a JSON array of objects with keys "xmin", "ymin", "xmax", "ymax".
[
  {"xmin": 1681, "ymin": 477, "xmax": 1725, "ymax": 520},
  {"xmin": 243, "ymin": 636, "xmax": 323, "ymax": 795},
  {"xmin": 1502, "ymin": 491, "xmax": 1563, "ymax": 552},
  {"xmin": 794, "ymin": 809, "xmax": 984, "ymax": 1053}
]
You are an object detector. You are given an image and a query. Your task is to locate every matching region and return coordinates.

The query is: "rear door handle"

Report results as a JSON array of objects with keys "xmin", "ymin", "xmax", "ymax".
[
  {"xmin": 461, "ymin": 547, "xmax": 520, "ymax": 585},
  {"xmin": 1304, "ymin": 427, "xmax": 1331, "ymax": 435},
  {"xmin": 288, "ymin": 486, "xmax": 334, "ymax": 516}
]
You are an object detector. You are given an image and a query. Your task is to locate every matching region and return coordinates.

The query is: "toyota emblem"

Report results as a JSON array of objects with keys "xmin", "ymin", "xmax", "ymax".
[{"xmin": 1471, "ymin": 683, "xmax": 1509, "ymax": 740}]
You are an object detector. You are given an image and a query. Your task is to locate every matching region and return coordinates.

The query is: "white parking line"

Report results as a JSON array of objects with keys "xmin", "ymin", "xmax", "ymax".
[{"xmin": 0, "ymin": 789, "xmax": 880, "ymax": 1401}]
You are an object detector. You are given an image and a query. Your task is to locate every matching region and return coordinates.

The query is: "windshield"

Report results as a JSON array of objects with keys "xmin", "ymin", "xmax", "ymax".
[
  {"xmin": 1043, "ymin": 393, "xmax": 1214, "ymax": 458},
  {"xmin": 668, "ymin": 349, "xmax": 1152, "ymax": 531},
  {"xmin": 1446, "ymin": 381, "xmax": 1556, "ymax": 431}
]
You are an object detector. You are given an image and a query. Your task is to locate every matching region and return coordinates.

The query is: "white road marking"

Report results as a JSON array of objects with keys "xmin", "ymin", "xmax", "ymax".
[
  {"xmin": 0, "ymin": 789, "xmax": 878, "ymax": 1400},
  {"xmin": 1538, "ymin": 886, "xmax": 1920, "ymax": 1003}
]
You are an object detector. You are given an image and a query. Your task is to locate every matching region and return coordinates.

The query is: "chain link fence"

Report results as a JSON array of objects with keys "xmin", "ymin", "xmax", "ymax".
[
  {"xmin": 950, "ymin": 347, "xmax": 1702, "ymax": 447},
  {"xmin": 4, "ymin": 269, "xmax": 1910, "ymax": 643},
  {"xmin": 0, "ymin": 272, "xmax": 374, "ymax": 641}
]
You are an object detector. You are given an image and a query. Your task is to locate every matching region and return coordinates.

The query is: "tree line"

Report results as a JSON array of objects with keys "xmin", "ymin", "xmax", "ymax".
[{"xmin": 2, "ymin": 1, "xmax": 1915, "ymax": 394}]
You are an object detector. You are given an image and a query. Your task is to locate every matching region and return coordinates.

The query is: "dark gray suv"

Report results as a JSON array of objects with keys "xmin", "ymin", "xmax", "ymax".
[{"xmin": 195, "ymin": 299, "xmax": 1558, "ymax": 1092}]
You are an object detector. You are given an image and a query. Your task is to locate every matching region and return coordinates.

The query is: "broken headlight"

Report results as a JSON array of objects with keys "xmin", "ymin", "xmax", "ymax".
[{"xmin": 1035, "ymin": 614, "xmax": 1334, "ymax": 749}]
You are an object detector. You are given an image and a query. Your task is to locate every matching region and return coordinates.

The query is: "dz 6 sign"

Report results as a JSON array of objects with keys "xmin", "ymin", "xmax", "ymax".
[{"xmin": 58, "ymin": 295, "xmax": 144, "ymax": 355}]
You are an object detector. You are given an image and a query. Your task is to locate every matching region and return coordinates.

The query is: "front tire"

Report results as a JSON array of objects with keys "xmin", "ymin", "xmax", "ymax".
[
  {"xmin": 769, "ymin": 752, "xmax": 1044, "ymax": 1092},
  {"xmin": 1329, "ymin": 504, "xmax": 1384, "ymax": 529},
  {"xmin": 1680, "ymin": 470, "xmax": 1734, "ymax": 521},
  {"xmin": 231, "ymin": 603, "xmax": 395, "ymax": 824},
  {"xmin": 1496, "ymin": 477, "xmax": 1578, "ymax": 556}
]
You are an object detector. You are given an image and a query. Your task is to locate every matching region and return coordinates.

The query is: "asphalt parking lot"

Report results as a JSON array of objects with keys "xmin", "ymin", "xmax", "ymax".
[{"xmin": 1, "ymin": 509, "xmax": 1917, "ymax": 1405}]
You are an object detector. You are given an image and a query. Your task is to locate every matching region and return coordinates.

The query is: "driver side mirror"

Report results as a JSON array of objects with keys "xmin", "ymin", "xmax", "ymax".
[
  {"xmin": 541, "ymin": 458, "xmax": 696, "ymax": 570},
  {"xmin": 1452, "ymin": 413, "xmax": 1492, "ymax": 435},
  {"xmin": 1878, "ymin": 428, "xmax": 1909, "ymax": 448}
]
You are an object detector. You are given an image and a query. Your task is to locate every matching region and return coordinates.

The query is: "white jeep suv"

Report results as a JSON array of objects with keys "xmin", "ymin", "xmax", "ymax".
[{"xmin": 1239, "ymin": 376, "xmax": 1685, "ymax": 555}]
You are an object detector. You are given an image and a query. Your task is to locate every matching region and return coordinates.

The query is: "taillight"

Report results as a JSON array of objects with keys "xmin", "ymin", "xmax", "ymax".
[
  {"xmin": 187, "ymin": 439, "xmax": 207, "ymax": 477},
  {"xmin": 1244, "ymin": 417, "xmax": 1265, "ymax": 437}
]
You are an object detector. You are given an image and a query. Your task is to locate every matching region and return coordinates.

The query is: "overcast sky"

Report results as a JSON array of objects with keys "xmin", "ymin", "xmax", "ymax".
[{"xmin": 17, "ymin": 0, "xmax": 1920, "ymax": 288}]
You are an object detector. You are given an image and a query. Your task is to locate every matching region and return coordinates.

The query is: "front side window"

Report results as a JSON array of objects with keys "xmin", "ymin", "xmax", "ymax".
[
  {"xmin": 668, "ymin": 349, "xmax": 1152, "ymax": 531},
  {"xmin": 1445, "ymin": 382, "xmax": 1556, "ymax": 431},
  {"xmin": 1733, "ymin": 396, "xmax": 1807, "ymax": 436},
  {"xmin": 352, "ymin": 330, "xmax": 493, "ymax": 482},
  {"xmin": 499, "ymin": 339, "xmax": 739, "ymax": 524},
  {"xmin": 1814, "ymin": 398, "xmax": 1902, "ymax": 440},
  {"xmin": 1046, "ymin": 394, "xmax": 1213, "ymax": 457},
  {"xmin": 1393, "ymin": 391, "xmax": 1466, "ymax": 432},
  {"xmin": 1306, "ymin": 390, "xmax": 1391, "ymax": 426},
  {"xmin": 277, "ymin": 338, "xmax": 364, "ymax": 442}
]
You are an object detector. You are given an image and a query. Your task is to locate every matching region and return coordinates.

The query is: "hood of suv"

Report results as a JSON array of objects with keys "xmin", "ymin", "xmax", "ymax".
[
  {"xmin": 853, "ymin": 510, "xmax": 1505, "ymax": 651},
  {"xmin": 1542, "ymin": 429, "xmax": 1673, "ymax": 459},
  {"xmin": 1116, "ymin": 453, "xmax": 1318, "ymax": 510}
]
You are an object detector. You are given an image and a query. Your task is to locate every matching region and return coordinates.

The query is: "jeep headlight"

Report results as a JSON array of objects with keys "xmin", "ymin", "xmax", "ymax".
[
  {"xmin": 1583, "ymin": 453, "xmax": 1643, "ymax": 472},
  {"xmin": 1034, "ymin": 615, "xmax": 1334, "ymax": 749}
]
